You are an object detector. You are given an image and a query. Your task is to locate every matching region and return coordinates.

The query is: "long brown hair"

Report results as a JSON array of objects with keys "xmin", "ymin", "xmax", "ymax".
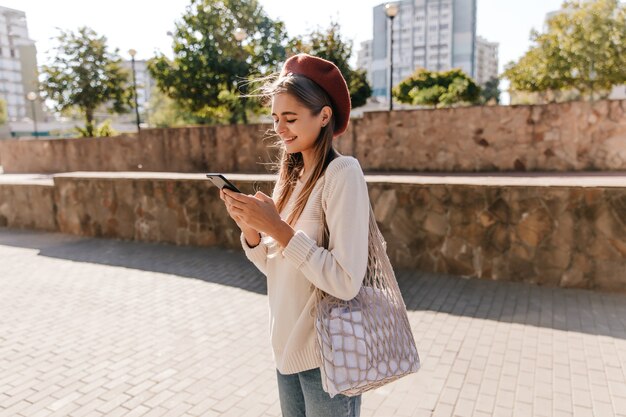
[{"xmin": 260, "ymin": 74, "xmax": 339, "ymax": 226}]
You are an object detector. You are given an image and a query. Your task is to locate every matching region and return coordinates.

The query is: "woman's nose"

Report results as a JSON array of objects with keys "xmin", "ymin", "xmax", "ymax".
[{"xmin": 275, "ymin": 120, "xmax": 287, "ymax": 134}]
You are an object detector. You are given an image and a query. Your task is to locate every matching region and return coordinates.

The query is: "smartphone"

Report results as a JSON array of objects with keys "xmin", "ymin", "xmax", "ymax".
[{"xmin": 206, "ymin": 173, "xmax": 241, "ymax": 193}]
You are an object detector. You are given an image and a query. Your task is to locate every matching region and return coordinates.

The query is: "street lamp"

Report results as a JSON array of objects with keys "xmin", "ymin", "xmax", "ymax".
[
  {"xmin": 385, "ymin": 3, "xmax": 399, "ymax": 112},
  {"xmin": 233, "ymin": 28, "xmax": 248, "ymax": 124},
  {"xmin": 26, "ymin": 91, "xmax": 38, "ymax": 137},
  {"xmin": 128, "ymin": 48, "xmax": 141, "ymax": 132}
]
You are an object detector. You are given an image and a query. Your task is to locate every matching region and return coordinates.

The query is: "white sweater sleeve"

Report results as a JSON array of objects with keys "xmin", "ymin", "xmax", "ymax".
[
  {"xmin": 240, "ymin": 231, "xmax": 269, "ymax": 276},
  {"xmin": 281, "ymin": 157, "xmax": 369, "ymax": 301},
  {"xmin": 239, "ymin": 182, "xmax": 283, "ymax": 276}
]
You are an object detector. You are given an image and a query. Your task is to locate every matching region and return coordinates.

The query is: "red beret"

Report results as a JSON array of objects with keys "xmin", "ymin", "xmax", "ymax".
[{"xmin": 280, "ymin": 53, "xmax": 351, "ymax": 138}]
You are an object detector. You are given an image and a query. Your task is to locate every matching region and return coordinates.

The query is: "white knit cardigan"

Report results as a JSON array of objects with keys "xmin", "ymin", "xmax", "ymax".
[{"xmin": 240, "ymin": 155, "xmax": 370, "ymax": 374}]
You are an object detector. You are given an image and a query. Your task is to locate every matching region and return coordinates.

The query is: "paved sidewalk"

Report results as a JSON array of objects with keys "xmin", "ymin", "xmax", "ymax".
[{"xmin": 1, "ymin": 228, "xmax": 625, "ymax": 417}]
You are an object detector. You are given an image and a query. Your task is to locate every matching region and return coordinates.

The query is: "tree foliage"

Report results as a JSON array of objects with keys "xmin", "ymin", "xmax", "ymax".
[
  {"xmin": 40, "ymin": 27, "xmax": 131, "ymax": 137},
  {"xmin": 287, "ymin": 22, "xmax": 372, "ymax": 108},
  {"xmin": 481, "ymin": 77, "xmax": 501, "ymax": 104},
  {"xmin": 504, "ymin": 0, "xmax": 626, "ymax": 100},
  {"xmin": 75, "ymin": 119, "xmax": 117, "ymax": 137},
  {"xmin": 148, "ymin": 0, "xmax": 288, "ymax": 124},
  {"xmin": 393, "ymin": 68, "xmax": 481, "ymax": 107},
  {"xmin": 147, "ymin": 87, "xmax": 198, "ymax": 128},
  {"xmin": 0, "ymin": 98, "xmax": 6, "ymax": 125}
]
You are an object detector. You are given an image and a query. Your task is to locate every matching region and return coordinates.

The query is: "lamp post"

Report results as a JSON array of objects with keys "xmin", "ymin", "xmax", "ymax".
[
  {"xmin": 26, "ymin": 91, "xmax": 38, "ymax": 137},
  {"xmin": 233, "ymin": 28, "xmax": 248, "ymax": 124},
  {"xmin": 128, "ymin": 49, "xmax": 141, "ymax": 132},
  {"xmin": 385, "ymin": 3, "xmax": 398, "ymax": 112}
]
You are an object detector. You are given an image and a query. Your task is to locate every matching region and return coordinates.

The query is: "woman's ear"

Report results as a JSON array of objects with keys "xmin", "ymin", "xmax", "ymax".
[{"xmin": 320, "ymin": 105, "xmax": 333, "ymax": 127}]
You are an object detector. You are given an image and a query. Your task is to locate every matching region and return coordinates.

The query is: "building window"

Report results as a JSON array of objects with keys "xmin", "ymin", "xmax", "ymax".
[
  {"xmin": 10, "ymin": 49, "xmax": 15, "ymax": 58},
  {"xmin": 440, "ymin": 24, "xmax": 449, "ymax": 30}
]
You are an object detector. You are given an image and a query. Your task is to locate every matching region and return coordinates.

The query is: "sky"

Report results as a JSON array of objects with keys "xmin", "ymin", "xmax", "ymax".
[{"xmin": 3, "ymin": 0, "xmax": 565, "ymax": 78}]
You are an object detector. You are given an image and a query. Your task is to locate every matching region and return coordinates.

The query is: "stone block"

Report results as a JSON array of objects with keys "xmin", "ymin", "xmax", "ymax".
[
  {"xmin": 0, "ymin": 184, "xmax": 57, "ymax": 231},
  {"xmin": 608, "ymin": 238, "xmax": 626, "ymax": 258},
  {"xmin": 374, "ymin": 189, "xmax": 397, "ymax": 224},
  {"xmin": 587, "ymin": 235, "xmax": 623, "ymax": 261},
  {"xmin": 594, "ymin": 205, "xmax": 622, "ymax": 239},
  {"xmin": 485, "ymin": 223, "xmax": 511, "ymax": 253},
  {"xmin": 423, "ymin": 211, "xmax": 448, "ymax": 236},
  {"xmin": 594, "ymin": 260, "xmax": 626, "ymax": 290},
  {"xmin": 608, "ymin": 193, "xmax": 626, "ymax": 227},
  {"xmin": 507, "ymin": 256, "xmax": 536, "ymax": 282},
  {"xmin": 515, "ymin": 208, "xmax": 553, "ymax": 247},
  {"xmin": 560, "ymin": 267, "xmax": 587, "ymax": 288},
  {"xmin": 487, "ymin": 198, "xmax": 511, "ymax": 223},
  {"xmin": 479, "ymin": 211, "xmax": 497, "ymax": 228},
  {"xmin": 536, "ymin": 246, "xmax": 572, "ymax": 270}
]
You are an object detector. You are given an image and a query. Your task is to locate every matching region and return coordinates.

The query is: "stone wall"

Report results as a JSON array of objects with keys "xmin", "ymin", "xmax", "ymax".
[
  {"xmin": 2, "ymin": 173, "xmax": 624, "ymax": 291},
  {"xmin": 1, "ymin": 99, "xmax": 625, "ymax": 174},
  {"xmin": 352, "ymin": 100, "xmax": 626, "ymax": 172},
  {"xmin": 52, "ymin": 173, "xmax": 274, "ymax": 247},
  {"xmin": 0, "ymin": 125, "xmax": 274, "ymax": 174},
  {"xmin": 368, "ymin": 181, "xmax": 626, "ymax": 291},
  {"xmin": 0, "ymin": 182, "xmax": 57, "ymax": 231}
]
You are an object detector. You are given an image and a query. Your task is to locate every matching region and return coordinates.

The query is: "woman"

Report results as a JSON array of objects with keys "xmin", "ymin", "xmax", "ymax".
[{"xmin": 220, "ymin": 53, "xmax": 369, "ymax": 417}]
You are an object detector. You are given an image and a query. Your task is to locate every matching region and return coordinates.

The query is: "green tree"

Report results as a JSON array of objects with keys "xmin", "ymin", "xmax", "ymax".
[
  {"xmin": 393, "ymin": 68, "xmax": 481, "ymax": 108},
  {"xmin": 148, "ymin": 0, "xmax": 288, "ymax": 125},
  {"xmin": 147, "ymin": 87, "xmax": 198, "ymax": 128},
  {"xmin": 40, "ymin": 27, "xmax": 131, "ymax": 137},
  {"xmin": 504, "ymin": 0, "xmax": 626, "ymax": 101},
  {"xmin": 75, "ymin": 119, "xmax": 117, "ymax": 137},
  {"xmin": 0, "ymin": 98, "xmax": 6, "ymax": 125},
  {"xmin": 288, "ymin": 22, "xmax": 372, "ymax": 108},
  {"xmin": 348, "ymin": 69, "xmax": 373, "ymax": 109},
  {"xmin": 481, "ymin": 77, "xmax": 501, "ymax": 104}
]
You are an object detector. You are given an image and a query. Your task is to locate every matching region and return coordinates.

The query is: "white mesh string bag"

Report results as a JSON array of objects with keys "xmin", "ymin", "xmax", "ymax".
[{"xmin": 315, "ymin": 201, "xmax": 420, "ymax": 398}]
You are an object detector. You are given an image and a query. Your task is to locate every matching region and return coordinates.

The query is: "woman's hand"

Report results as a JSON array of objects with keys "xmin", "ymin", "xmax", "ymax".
[
  {"xmin": 221, "ymin": 188, "xmax": 295, "ymax": 247},
  {"xmin": 220, "ymin": 188, "xmax": 261, "ymax": 247}
]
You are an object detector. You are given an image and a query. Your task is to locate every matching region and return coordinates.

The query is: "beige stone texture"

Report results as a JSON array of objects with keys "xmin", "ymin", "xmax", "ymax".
[
  {"xmin": 5, "ymin": 173, "xmax": 624, "ymax": 290},
  {"xmin": 2, "ymin": 99, "xmax": 626, "ymax": 174},
  {"xmin": 0, "ymin": 183, "xmax": 57, "ymax": 231}
]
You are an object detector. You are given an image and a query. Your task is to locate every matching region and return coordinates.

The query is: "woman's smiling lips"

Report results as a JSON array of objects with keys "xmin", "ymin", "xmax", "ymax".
[{"xmin": 283, "ymin": 136, "xmax": 297, "ymax": 144}]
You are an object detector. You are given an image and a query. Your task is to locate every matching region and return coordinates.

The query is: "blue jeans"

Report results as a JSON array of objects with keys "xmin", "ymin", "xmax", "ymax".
[{"xmin": 276, "ymin": 368, "xmax": 361, "ymax": 417}]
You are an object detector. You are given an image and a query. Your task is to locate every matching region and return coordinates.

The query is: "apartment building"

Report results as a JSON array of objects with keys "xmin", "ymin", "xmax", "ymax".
[
  {"xmin": 475, "ymin": 35, "xmax": 498, "ymax": 85},
  {"xmin": 0, "ymin": 5, "xmax": 40, "ymax": 123},
  {"xmin": 361, "ymin": 0, "xmax": 497, "ymax": 99}
]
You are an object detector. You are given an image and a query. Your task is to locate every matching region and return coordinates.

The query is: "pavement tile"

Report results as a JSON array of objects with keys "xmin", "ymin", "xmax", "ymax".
[{"xmin": 1, "ymin": 228, "xmax": 626, "ymax": 417}]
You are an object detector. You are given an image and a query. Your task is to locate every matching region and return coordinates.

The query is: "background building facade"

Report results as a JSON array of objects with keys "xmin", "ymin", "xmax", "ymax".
[
  {"xmin": 0, "ymin": 5, "xmax": 41, "ymax": 125},
  {"xmin": 474, "ymin": 35, "xmax": 498, "ymax": 85},
  {"xmin": 113, "ymin": 59, "xmax": 154, "ymax": 127},
  {"xmin": 356, "ymin": 39, "xmax": 373, "ymax": 84},
  {"xmin": 365, "ymin": 0, "xmax": 493, "ymax": 99}
]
